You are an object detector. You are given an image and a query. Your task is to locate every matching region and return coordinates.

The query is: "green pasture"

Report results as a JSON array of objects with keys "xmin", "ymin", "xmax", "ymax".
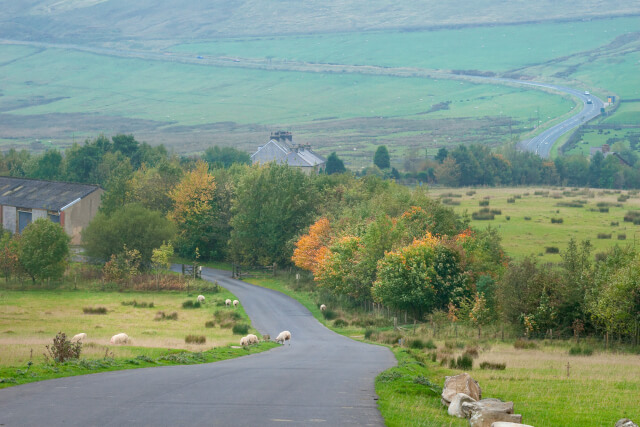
[
  {"xmin": 428, "ymin": 186, "xmax": 640, "ymax": 261},
  {"xmin": 564, "ymin": 127, "xmax": 640, "ymax": 156},
  {"xmin": 605, "ymin": 101, "xmax": 640, "ymax": 125},
  {"xmin": 171, "ymin": 17, "xmax": 640, "ymax": 73}
]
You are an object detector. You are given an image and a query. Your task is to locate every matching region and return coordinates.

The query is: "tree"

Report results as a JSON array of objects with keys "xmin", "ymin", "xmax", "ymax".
[
  {"xmin": 325, "ymin": 152, "xmax": 346, "ymax": 175},
  {"xmin": 202, "ymin": 146, "xmax": 251, "ymax": 169},
  {"xmin": 99, "ymin": 159, "xmax": 134, "ymax": 215},
  {"xmin": 230, "ymin": 164, "xmax": 317, "ymax": 266},
  {"xmin": 112, "ymin": 134, "xmax": 140, "ymax": 159},
  {"xmin": 18, "ymin": 219, "xmax": 70, "ymax": 283},
  {"xmin": 82, "ymin": 203, "xmax": 176, "ymax": 267},
  {"xmin": 168, "ymin": 160, "xmax": 217, "ymax": 259},
  {"xmin": 435, "ymin": 147, "xmax": 448, "ymax": 164},
  {"xmin": 31, "ymin": 149, "xmax": 64, "ymax": 180},
  {"xmin": 434, "ymin": 156, "xmax": 461, "ymax": 187},
  {"xmin": 292, "ymin": 217, "xmax": 332, "ymax": 273},
  {"xmin": 314, "ymin": 236, "xmax": 370, "ymax": 300},
  {"xmin": 373, "ymin": 145, "xmax": 391, "ymax": 170},
  {"xmin": 151, "ymin": 241, "xmax": 174, "ymax": 288}
]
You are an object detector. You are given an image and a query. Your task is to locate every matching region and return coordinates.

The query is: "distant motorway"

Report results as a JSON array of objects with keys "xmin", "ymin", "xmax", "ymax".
[{"xmin": 0, "ymin": 39, "xmax": 604, "ymax": 158}]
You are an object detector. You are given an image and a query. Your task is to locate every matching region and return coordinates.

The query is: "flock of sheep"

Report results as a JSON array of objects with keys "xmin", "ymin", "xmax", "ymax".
[{"xmin": 69, "ymin": 295, "xmax": 307, "ymax": 349}]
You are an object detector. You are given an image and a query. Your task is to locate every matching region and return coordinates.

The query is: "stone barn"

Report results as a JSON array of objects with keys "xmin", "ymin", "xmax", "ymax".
[
  {"xmin": 251, "ymin": 131, "xmax": 326, "ymax": 174},
  {"xmin": 0, "ymin": 177, "xmax": 103, "ymax": 244}
]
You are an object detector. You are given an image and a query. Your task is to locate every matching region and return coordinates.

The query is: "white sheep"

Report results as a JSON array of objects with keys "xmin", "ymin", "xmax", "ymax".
[
  {"xmin": 239, "ymin": 336, "xmax": 249, "ymax": 346},
  {"xmin": 225, "ymin": 299, "xmax": 232, "ymax": 307},
  {"xmin": 320, "ymin": 304, "xmax": 326, "ymax": 312},
  {"xmin": 110, "ymin": 333, "xmax": 129, "ymax": 345},
  {"xmin": 197, "ymin": 295, "xmax": 205, "ymax": 303},
  {"xmin": 71, "ymin": 333, "xmax": 87, "ymax": 342},
  {"xmin": 233, "ymin": 300, "xmax": 239, "ymax": 308},
  {"xmin": 247, "ymin": 334, "xmax": 259, "ymax": 344},
  {"xmin": 275, "ymin": 330, "xmax": 291, "ymax": 345}
]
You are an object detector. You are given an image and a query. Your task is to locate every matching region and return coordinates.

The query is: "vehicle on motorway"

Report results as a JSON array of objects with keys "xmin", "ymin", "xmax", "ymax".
[
  {"xmin": 584, "ymin": 91, "xmax": 590, "ymax": 95},
  {"xmin": 587, "ymin": 98, "xmax": 592, "ymax": 104}
]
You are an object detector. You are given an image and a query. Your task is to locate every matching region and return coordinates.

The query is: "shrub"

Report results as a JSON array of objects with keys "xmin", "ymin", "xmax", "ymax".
[
  {"xmin": 550, "ymin": 218, "xmax": 563, "ymax": 224},
  {"xmin": 463, "ymin": 346, "xmax": 479, "ymax": 358},
  {"xmin": 479, "ymin": 200, "xmax": 489, "ymax": 206},
  {"xmin": 466, "ymin": 190, "xmax": 476, "ymax": 196},
  {"xmin": 449, "ymin": 353, "xmax": 473, "ymax": 370},
  {"xmin": 204, "ymin": 320, "xmax": 216, "ymax": 328},
  {"xmin": 534, "ymin": 190, "xmax": 549, "ymax": 196},
  {"xmin": 185, "ymin": 335, "xmax": 206, "ymax": 344},
  {"xmin": 45, "ymin": 332, "xmax": 82, "ymax": 363},
  {"xmin": 597, "ymin": 233, "xmax": 612, "ymax": 239},
  {"xmin": 545, "ymin": 246, "xmax": 559, "ymax": 254},
  {"xmin": 408, "ymin": 338, "xmax": 426, "ymax": 349},
  {"xmin": 182, "ymin": 300, "xmax": 201, "ymax": 309},
  {"xmin": 513, "ymin": 339, "xmax": 537, "ymax": 349},
  {"xmin": 505, "ymin": 216, "xmax": 510, "ymax": 221},
  {"xmin": 444, "ymin": 340, "xmax": 465, "ymax": 349},
  {"xmin": 364, "ymin": 328, "xmax": 375, "ymax": 339},
  {"xmin": 618, "ymin": 234, "xmax": 627, "ymax": 240},
  {"xmin": 322, "ymin": 309, "xmax": 338, "ymax": 320},
  {"xmin": 623, "ymin": 211, "xmax": 640, "ymax": 222},
  {"xmin": 479, "ymin": 361, "xmax": 506, "ymax": 370},
  {"xmin": 507, "ymin": 198, "xmax": 515, "ymax": 203},
  {"xmin": 424, "ymin": 339, "xmax": 437, "ymax": 349},
  {"xmin": 569, "ymin": 346, "xmax": 594, "ymax": 356},
  {"xmin": 333, "ymin": 319, "xmax": 349, "ymax": 327},
  {"xmin": 154, "ymin": 311, "xmax": 178, "ymax": 321},
  {"xmin": 232, "ymin": 324, "xmax": 249, "ymax": 335},
  {"xmin": 441, "ymin": 198, "xmax": 461, "ymax": 206},
  {"xmin": 599, "ymin": 207, "xmax": 610, "ymax": 213},
  {"xmin": 214, "ymin": 309, "xmax": 242, "ymax": 323},
  {"xmin": 121, "ymin": 300, "xmax": 154, "ymax": 308},
  {"xmin": 524, "ymin": 216, "xmax": 531, "ymax": 221},
  {"xmin": 611, "ymin": 221, "xmax": 619, "ymax": 226},
  {"xmin": 472, "ymin": 209, "xmax": 494, "ymax": 220},
  {"xmin": 556, "ymin": 201, "xmax": 584, "ymax": 207},
  {"xmin": 490, "ymin": 209, "xmax": 502, "ymax": 215},
  {"xmin": 83, "ymin": 307, "xmax": 107, "ymax": 314}
]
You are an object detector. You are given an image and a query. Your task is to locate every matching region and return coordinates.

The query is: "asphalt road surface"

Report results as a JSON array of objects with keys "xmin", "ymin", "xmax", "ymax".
[
  {"xmin": 0, "ymin": 268, "xmax": 396, "ymax": 426},
  {"xmin": 513, "ymin": 82, "xmax": 604, "ymax": 158}
]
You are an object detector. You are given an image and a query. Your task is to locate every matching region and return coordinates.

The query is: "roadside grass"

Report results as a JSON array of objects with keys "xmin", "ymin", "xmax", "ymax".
[
  {"xmin": 563, "ymin": 127, "xmax": 640, "ymax": 157},
  {"xmin": 429, "ymin": 186, "xmax": 640, "ymax": 261},
  {"xmin": 0, "ymin": 283, "xmax": 273, "ymax": 388}
]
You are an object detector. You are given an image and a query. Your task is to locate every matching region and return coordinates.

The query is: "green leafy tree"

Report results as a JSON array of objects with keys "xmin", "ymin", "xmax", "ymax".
[
  {"xmin": 230, "ymin": 164, "xmax": 317, "ymax": 266},
  {"xmin": 31, "ymin": 149, "xmax": 64, "ymax": 180},
  {"xmin": 325, "ymin": 152, "xmax": 347, "ymax": 175},
  {"xmin": 373, "ymin": 145, "xmax": 391, "ymax": 170},
  {"xmin": 18, "ymin": 219, "xmax": 70, "ymax": 283},
  {"xmin": 112, "ymin": 134, "xmax": 140, "ymax": 159},
  {"xmin": 82, "ymin": 204, "xmax": 176, "ymax": 267},
  {"xmin": 435, "ymin": 147, "xmax": 448, "ymax": 164},
  {"xmin": 203, "ymin": 146, "xmax": 251, "ymax": 169},
  {"xmin": 99, "ymin": 158, "xmax": 134, "ymax": 215}
]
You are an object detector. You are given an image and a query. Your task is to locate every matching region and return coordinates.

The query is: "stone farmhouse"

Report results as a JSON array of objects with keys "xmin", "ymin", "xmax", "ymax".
[
  {"xmin": 251, "ymin": 131, "xmax": 326, "ymax": 174},
  {"xmin": 0, "ymin": 177, "xmax": 102, "ymax": 244}
]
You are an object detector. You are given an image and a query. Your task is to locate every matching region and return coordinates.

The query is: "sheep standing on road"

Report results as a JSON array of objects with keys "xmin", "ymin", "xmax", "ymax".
[
  {"xmin": 233, "ymin": 300, "xmax": 239, "ymax": 308},
  {"xmin": 71, "ymin": 333, "xmax": 87, "ymax": 342},
  {"xmin": 225, "ymin": 299, "xmax": 232, "ymax": 307},
  {"xmin": 275, "ymin": 330, "xmax": 291, "ymax": 345},
  {"xmin": 320, "ymin": 304, "xmax": 326, "ymax": 312},
  {"xmin": 110, "ymin": 333, "xmax": 129, "ymax": 345},
  {"xmin": 197, "ymin": 295, "xmax": 205, "ymax": 303}
]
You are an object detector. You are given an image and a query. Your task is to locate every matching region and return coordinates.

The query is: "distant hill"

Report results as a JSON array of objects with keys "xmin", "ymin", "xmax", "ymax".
[{"xmin": 2, "ymin": 0, "xmax": 639, "ymax": 42}]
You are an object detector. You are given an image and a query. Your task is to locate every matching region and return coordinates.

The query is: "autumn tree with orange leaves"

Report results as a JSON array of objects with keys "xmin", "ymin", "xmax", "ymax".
[{"xmin": 292, "ymin": 217, "xmax": 331, "ymax": 273}]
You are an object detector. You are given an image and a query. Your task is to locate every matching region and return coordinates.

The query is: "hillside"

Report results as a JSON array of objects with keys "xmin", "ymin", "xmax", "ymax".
[{"xmin": 2, "ymin": 0, "xmax": 639, "ymax": 43}]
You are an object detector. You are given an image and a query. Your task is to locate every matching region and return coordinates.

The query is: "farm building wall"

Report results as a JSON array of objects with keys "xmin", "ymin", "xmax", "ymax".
[
  {"xmin": 63, "ymin": 188, "xmax": 103, "ymax": 244},
  {"xmin": 2, "ymin": 206, "xmax": 16, "ymax": 233}
]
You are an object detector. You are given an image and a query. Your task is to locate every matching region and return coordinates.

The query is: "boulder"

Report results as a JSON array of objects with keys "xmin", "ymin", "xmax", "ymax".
[
  {"xmin": 492, "ymin": 423, "xmax": 534, "ymax": 427},
  {"xmin": 441, "ymin": 373, "xmax": 481, "ymax": 406},
  {"xmin": 469, "ymin": 410, "xmax": 523, "ymax": 427},
  {"xmin": 462, "ymin": 398, "xmax": 515, "ymax": 418},
  {"xmin": 447, "ymin": 393, "xmax": 476, "ymax": 418},
  {"xmin": 616, "ymin": 419, "xmax": 638, "ymax": 427}
]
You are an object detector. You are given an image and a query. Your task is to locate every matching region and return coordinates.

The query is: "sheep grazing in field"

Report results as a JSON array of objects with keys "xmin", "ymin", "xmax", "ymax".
[
  {"xmin": 239, "ymin": 336, "xmax": 249, "ymax": 346},
  {"xmin": 275, "ymin": 330, "xmax": 291, "ymax": 345},
  {"xmin": 233, "ymin": 300, "xmax": 239, "ymax": 308},
  {"xmin": 110, "ymin": 333, "xmax": 129, "ymax": 345},
  {"xmin": 71, "ymin": 333, "xmax": 87, "ymax": 342},
  {"xmin": 225, "ymin": 299, "xmax": 232, "ymax": 307},
  {"xmin": 197, "ymin": 295, "xmax": 205, "ymax": 303},
  {"xmin": 247, "ymin": 334, "xmax": 258, "ymax": 344},
  {"xmin": 320, "ymin": 304, "xmax": 326, "ymax": 312}
]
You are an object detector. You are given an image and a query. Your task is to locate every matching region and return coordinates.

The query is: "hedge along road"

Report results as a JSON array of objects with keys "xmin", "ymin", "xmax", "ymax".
[{"xmin": 0, "ymin": 267, "xmax": 396, "ymax": 427}]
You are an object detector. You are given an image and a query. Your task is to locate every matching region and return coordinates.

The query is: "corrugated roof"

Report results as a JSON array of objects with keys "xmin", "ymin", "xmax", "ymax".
[
  {"xmin": 0, "ymin": 177, "xmax": 101, "ymax": 211},
  {"xmin": 252, "ymin": 139, "xmax": 326, "ymax": 168}
]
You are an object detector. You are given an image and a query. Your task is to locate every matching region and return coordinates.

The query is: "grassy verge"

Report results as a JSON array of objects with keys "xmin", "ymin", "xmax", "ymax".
[{"xmin": 0, "ymin": 342, "xmax": 277, "ymax": 389}]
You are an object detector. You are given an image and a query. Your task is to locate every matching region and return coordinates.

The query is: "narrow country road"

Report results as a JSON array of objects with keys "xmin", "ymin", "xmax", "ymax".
[{"xmin": 0, "ymin": 268, "xmax": 396, "ymax": 426}]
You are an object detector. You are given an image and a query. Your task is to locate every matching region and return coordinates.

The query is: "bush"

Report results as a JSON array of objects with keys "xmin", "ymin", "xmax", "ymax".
[
  {"xmin": 444, "ymin": 340, "xmax": 465, "ymax": 350},
  {"xmin": 545, "ymin": 246, "xmax": 559, "ymax": 254},
  {"xmin": 490, "ymin": 209, "xmax": 502, "ymax": 215},
  {"xmin": 214, "ymin": 309, "xmax": 242, "ymax": 323},
  {"xmin": 83, "ymin": 307, "xmax": 107, "ymax": 315},
  {"xmin": 597, "ymin": 233, "xmax": 612, "ymax": 239},
  {"xmin": 45, "ymin": 332, "xmax": 82, "ymax": 363},
  {"xmin": 322, "ymin": 309, "xmax": 338, "ymax": 320},
  {"xmin": 506, "ymin": 216, "xmax": 510, "ymax": 221},
  {"xmin": 182, "ymin": 300, "xmax": 201, "ymax": 309},
  {"xmin": 551, "ymin": 218, "xmax": 564, "ymax": 224},
  {"xmin": 466, "ymin": 190, "xmax": 476, "ymax": 196},
  {"xmin": 408, "ymin": 338, "xmax": 426, "ymax": 349},
  {"xmin": 232, "ymin": 324, "xmax": 249, "ymax": 335},
  {"xmin": 569, "ymin": 346, "xmax": 594, "ymax": 356},
  {"xmin": 513, "ymin": 339, "xmax": 537, "ymax": 349},
  {"xmin": 204, "ymin": 320, "xmax": 215, "ymax": 328},
  {"xmin": 333, "ymin": 319, "xmax": 349, "ymax": 327},
  {"xmin": 507, "ymin": 198, "xmax": 515, "ymax": 203},
  {"xmin": 463, "ymin": 346, "xmax": 479, "ymax": 358},
  {"xmin": 472, "ymin": 209, "xmax": 495, "ymax": 220},
  {"xmin": 185, "ymin": 335, "xmax": 206, "ymax": 344},
  {"xmin": 479, "ymin": 200, "xmax": 489, "ymax": 206},
  {"xmin": 618, "ymin": 234, "xmax": 627, "ymax": 240},
  {"xmin": 449, "ymin": 353, "xmax": 473, "ymax": 370},
  {"xmin": 524, "ymin": 216, "xmax": 531, "ymax": 221},
  {"xmin": 623, "ymin": 211, "xmax": 640, "ymax": 222},
  {"xmin": 154, "ymin": 311, "xmax": 178, "ymax": 321},
  {"xmin": 364, "ymin": 328, "xmax": 375, "ymax": 339},
  {"xmin": 599, "ymin": 207, "xmax": 610, "ymax": 213},
  {"xmin": 121, "ymin": 300, "xmax": 154, "ymax": 308},
  {"xmin": 479, "ymin": 361, "xmax": 506, "ymax": 370},
  {"xmin": 611, "ymin": 221, "xmax": 619, "ymax": 226}
]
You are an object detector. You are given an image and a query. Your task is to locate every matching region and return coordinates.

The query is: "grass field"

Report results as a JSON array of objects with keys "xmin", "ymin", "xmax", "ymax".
[
  {"xmin": 564, "ymin": 126, "xmax": 640, "ymax": 156},
  {"xmin": 427, "ymin": 186, "xmax": 640, "ymax": 261},
  {"xmin": 0, "ymin": 288, "xmax": 259, "ymax": 367}
]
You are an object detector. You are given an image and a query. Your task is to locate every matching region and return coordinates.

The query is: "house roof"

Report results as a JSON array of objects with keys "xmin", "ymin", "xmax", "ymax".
[
  {"xmin": 251, "ymin": 139, "xmax": 325, "ymax": 167},
  {"xmin": 0, "ymin": 177, "xmax": 101, "ymax": 211}
]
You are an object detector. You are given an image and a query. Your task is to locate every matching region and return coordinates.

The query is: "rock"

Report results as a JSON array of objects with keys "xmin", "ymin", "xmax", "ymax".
[
  {"xmin": 447, "ymin": 393, "xmax": 476, "ymax": 418},
  {"xmin": 469, "ymin": 410, "xmax": 523, "ymax": 427},
  {"xmin": 492, "ymin": 423, "xmax": 534, "ymax": 427},
  {"xmin": 462, "ymin": 399, "xmax": 515, "ymax": 418},
  {"xmin": 616, "ymin": 419, "xmax": 638, "ymax": 427},
  {"xmin": 441, "ymin": 373, "xmax": 481, "ymax": 406}
]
